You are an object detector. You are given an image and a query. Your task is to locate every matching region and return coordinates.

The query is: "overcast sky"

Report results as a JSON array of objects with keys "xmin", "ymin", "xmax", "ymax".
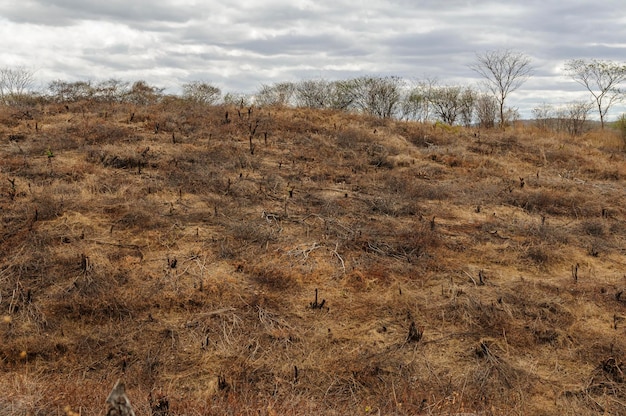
[{"xmin": 1, "ymin": 0, "xmax": 625, "ymax": 118}]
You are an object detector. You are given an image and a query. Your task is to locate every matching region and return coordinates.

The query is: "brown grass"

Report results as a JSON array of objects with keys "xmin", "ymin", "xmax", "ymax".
[{"xmin": 1, "ymin": 100, "xmax": 626, "ymax": 415}]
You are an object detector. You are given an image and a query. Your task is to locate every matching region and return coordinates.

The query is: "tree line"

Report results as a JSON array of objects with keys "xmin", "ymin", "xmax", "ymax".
[{"xmin": 2, "ymin": 50, "xmax": 626, "ymax": 132}]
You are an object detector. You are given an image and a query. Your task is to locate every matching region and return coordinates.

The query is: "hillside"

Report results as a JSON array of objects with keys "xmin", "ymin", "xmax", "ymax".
[{"xmin": 1, "ymin": 100, "xmax": 625, "ymax": 415}]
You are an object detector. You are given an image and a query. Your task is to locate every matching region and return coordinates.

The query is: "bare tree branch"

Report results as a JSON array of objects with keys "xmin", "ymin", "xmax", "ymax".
[
  {"xmin": 564, "ymin": 59, "xmax": 626, "ymax": 129},
  {"xmin": 0, "ymin": 66, "xmax": 36, "ymax": 105},
  {"xmin": 470, "ymin": 50, "xmax": 533, "ymax": 128}
]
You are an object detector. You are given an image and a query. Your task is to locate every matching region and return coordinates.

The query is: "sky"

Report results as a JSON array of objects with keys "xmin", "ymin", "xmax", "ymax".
[{"xmin": 1, "ymin": 0, "xmax": 625, "ymax": 118}]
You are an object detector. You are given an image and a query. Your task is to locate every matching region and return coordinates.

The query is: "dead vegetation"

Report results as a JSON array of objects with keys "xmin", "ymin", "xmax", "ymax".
[{"xmin": 1, "ymin": 100, "xmax": 625, "ymax": 415}]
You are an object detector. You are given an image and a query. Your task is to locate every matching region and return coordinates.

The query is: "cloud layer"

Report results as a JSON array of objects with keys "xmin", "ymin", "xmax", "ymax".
[{"xmin": 1, "ymin": 0, "xmax": 625, "ymax": 116}]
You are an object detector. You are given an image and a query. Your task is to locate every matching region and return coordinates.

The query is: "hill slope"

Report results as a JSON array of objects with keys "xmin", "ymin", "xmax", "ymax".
[{"xmin": 1, "ymin": 101, "xmax": 625, "ymax": 415}]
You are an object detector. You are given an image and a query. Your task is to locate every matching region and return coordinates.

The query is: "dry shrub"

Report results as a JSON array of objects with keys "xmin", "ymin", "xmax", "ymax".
[
  {"xmin": 579, "ymin": 219, "xmax": 606, "ymax": 236},
  {"xmin": 560, "ymin": 356, "xmax": 626, "ymax": 415},
  {"xmin": 97, "ymin": 153, "xmax": 142, "ymax": 170},
  {"xmin": 445, "ymin": 293, "xmax": 512, "ymax": 338},
  {"xmin": 506, "ymin": 188, "xmax": 582, "ymax": 216},
  {"xmin": 335, "ymin": 126, "xmax": 375, "ymax": 149},
  {"xmin": 85, "ymin": 123, "xmax": 136, "ymax": 144},
  {"xmin": 466, "ymin": 338, "xmax": 535, "ymax": 411},
  {"xmin": 397, "ymin": 123, "xmax": 434, "ymax": 147},
  {"xmin": 522, "ymin": 244, "xmax": 551, "ymax": 267},
  {"xmin": 368, "ymin": 196, "xmax": 401, "ymax": 216},
  {"xmin": 248, "ymin": 263, "xmax": 301, "ymax": 292},
  {"xmin": 0, "ymin": 373, "xmax": 46, "ymax": 414},
  {"xmin": 30, "ymin": 193, "xmax": 65, "ymax": 221},
  {"xmin": 116, "ymin": 208, "xmax": 166, "ymax": 231},
  {"xmin": 584, "ymin": 129, "xmax": 624, "ymax": 151},
  {"xmin": 221, "ymin": 218, "xmax": 281, "ymax": 252}
]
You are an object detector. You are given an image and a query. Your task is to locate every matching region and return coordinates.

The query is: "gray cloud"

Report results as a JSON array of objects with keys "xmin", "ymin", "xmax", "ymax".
[
  {"xmin": 1, "ymin": 0, "xmax": 625, "ymax": 117},
  {"xmin": 0, "ymin": 0, "xmax": 194, "ymax": 26}
]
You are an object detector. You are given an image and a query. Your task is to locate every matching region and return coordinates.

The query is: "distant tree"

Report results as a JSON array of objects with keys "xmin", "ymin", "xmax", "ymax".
[
  {"xmin": 361, "ymin": 76, "xmax": 403, "ymax": 118},
  {"xmin": 399, "ymin": 86, "xmax": 424, "ymax": 121},
  {"xmin": 182, "ymin": 81, "xmax": 221, "ymax": 105},
  {"xmin": 429, "ymin": 85, "xmax": 463, "ymax": 125},
  {"xmin": 223, "ymin": 92, "xmax": 252, "ymax": 108},
  {"xmin": 475, "ymin": 94, "xmax": 498, "ymax": 129},
  {"xmin": 561, "ymin": 101, "xmax": 593, "ymax": 136},
  {"xmin": 0, "ymin": 66, "xmax": 36, "ymax": 105},
  {"xmin": 564, "ymin": 59, "xmax": 626, "ymax": 129},
  {"xmin": 327, "ymin": 80, "xmax": 359, "ymax": 111},
  {"xmin": 48, "ymin": 80, "xmax": 94, "ymax": 102},
  {"xmin": 532, "ymin": 102, "xmax": 554, "ymax": 130},
  {"xmin": 533, "ymin": 101, "xmax": 592, "ymax": 135},
  {"xmin": 337, "ymin": 76, "xmax": 402, "ymax": 118},
  {"xmin": 401, "ymin": 77, "xmax": 439, "ymax": 123},
  {"xmin": 399, "ymin": 78, "xmax": 438, "ymax": 122},
  {"xmin": 502, "ymin": 106, "xmax": 521, "ymax": 126},
  {"xmin": 295, "ymin": 79, "xmax": 333, "ymax": 109},
  {"xmin": 49, "ymin": 79, "xmax": 132, "ymax": 103},
  {"xmin": 458, "ymin": 87, "xmax": 477, "ymax": 127},
  {"xmin": 125, "ymin": 80, "xmax": 164, "ymax": 105},
  {"xmin": 470, "ymin": 50, "xmax": 533, "ymax": 128},
  {"xmin": 94, "ymin": 79, "xmax": 129, "ymax": 103},
  {"xmin": 255, "ymin": 82, "xmax": 296, "ymax": 106}
]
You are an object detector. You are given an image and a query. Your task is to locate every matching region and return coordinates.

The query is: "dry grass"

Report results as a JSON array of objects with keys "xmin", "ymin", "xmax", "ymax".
[{"xmin": 1, "ymin": 100, "xmax": 626, "ymax": 415}]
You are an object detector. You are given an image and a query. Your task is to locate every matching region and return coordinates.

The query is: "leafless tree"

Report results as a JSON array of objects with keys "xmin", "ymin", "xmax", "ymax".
[
  {"xmin": 502, "ymin": 106, "xmax": 521, "ymax": 126},
  {"xmin": 223, "ymin": 92, "xmax": 252, "ymax": 108},
  {"xmin": 561, "ymin": 101, "xmax": 593, "ymax": 136},
  {"xmin": 429, "ymin": 85, "xmax": 463, "ymax": 125},
  {"xmin": 295, "ymin": 79, "xmax": 333, "ymax": 108},
  {"xmin": 182, "ymin": 81, "xmax": 221, "ymax": 104},
  {"xmin": 362, "ymin": 76, "xmax": 403, "ymax": 118},
  {"xmin": 533, "ymin": 100, "xmax": 592, "ymax": 136},
  {"xmin": 48, "ymin": 80, "xmax": 94, "ymax": 102},
  {"xmin": 470, "ymin": 50, "xmax": 533, "ymax": 128},
  {"xmin": 94, "ymin": 79, "xmax": 129, "ymax": 103},
  {"xmin": 532, "ymin": 102, "xmax": 555, "ymax": 130},
  {"xmin": 564, "ymin": 59, "xmax": 626, "ymax": 129},
  {"xmin": 399, "ymin": 77, "xmax": 438, "ymax": 122},
  {"xmin": 0, "ymin": 66, "xmax": 36, "ymax": 105},
  {"xmin": 338, "ymin": 76, "xmax": 403, "ymax": 118},
  {"xmin": 255, "ymin": 82, "xmax": 296, "ymax": 106},
  {"xmin": 327, "ymin": 79, "xmax": 358, "ymax": 111},
  {"xmin": 459, "ymin": 87, "xmax": 477, "ymax": 127},
  {"xmin": 475, "ymin": 94, "xmax": 498, "ymax": 129},
  {"xmin": 399, "ymin": 86, "xmax": 424, "ymax": 121},
  {"xmin": 125, "ymin": 80, "xmax": 164, "ymax": 105}
]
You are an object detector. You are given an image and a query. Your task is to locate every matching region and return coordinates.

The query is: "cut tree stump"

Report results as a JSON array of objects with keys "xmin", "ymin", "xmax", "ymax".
[{"xmin": 106, "ymin": 379, "xmax": 136, "ymax": 416}]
